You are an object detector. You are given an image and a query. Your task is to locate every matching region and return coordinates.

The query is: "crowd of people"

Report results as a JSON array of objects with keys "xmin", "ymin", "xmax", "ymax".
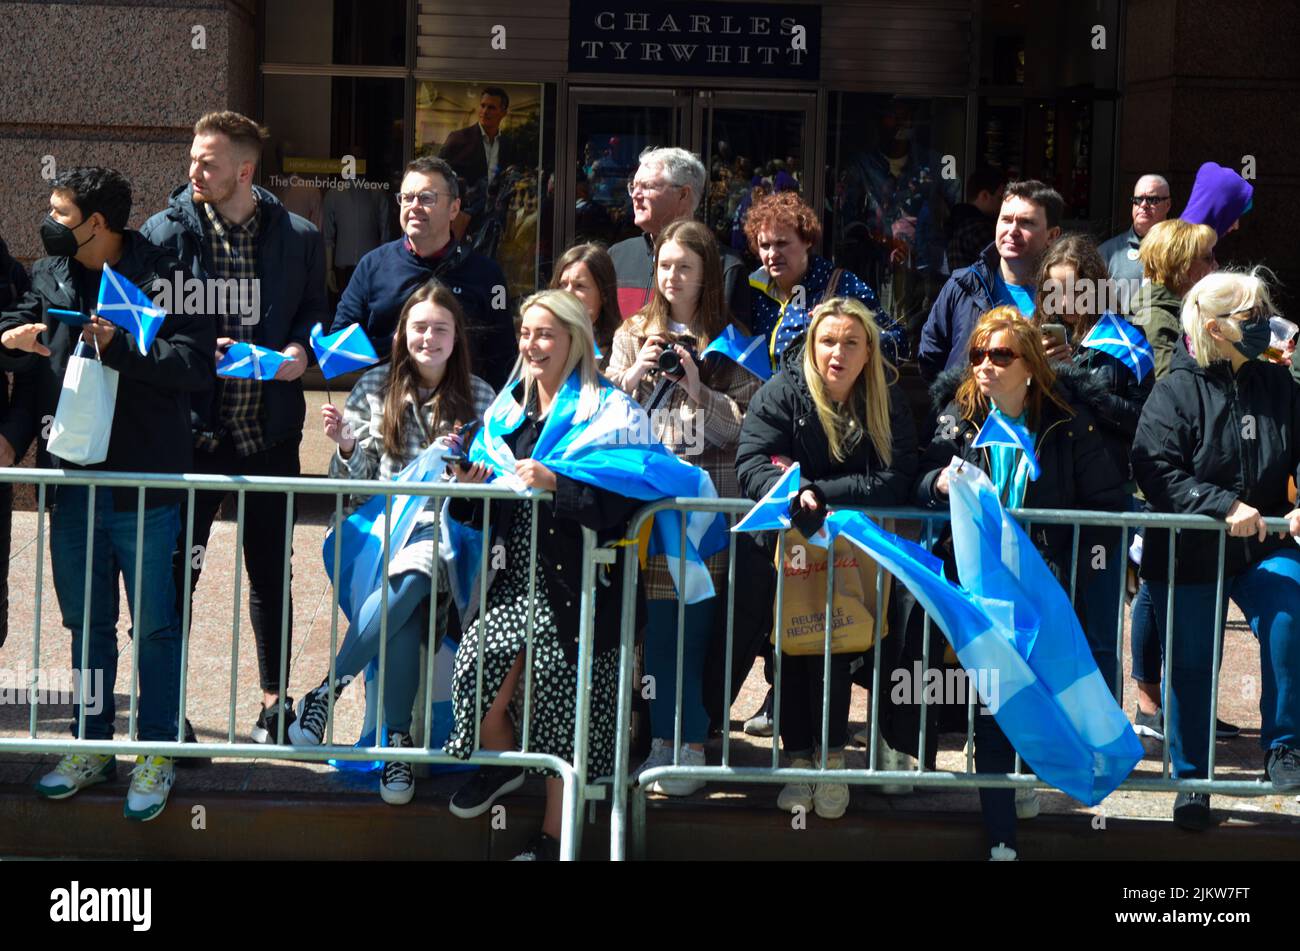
[{"xmin": 0, "ymin": 109, "xmax": 1298, "ymax": 860}]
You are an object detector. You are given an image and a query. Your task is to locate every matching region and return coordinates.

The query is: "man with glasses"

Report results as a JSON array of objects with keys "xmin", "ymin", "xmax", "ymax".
[
  {"xmin": 330, "ymin": 156, "xmax": 513, "ymax": 388},
  {"xmin": 143, "ymin": 111, "xmax": 326, "ymax": 749},
  {"xmin": 1100, "ymin": 174, "xmax": 1171, "ymax": 291},
  {"xmin": 608, "ymin": 147, "xmax": 749, "ymax": 328}
]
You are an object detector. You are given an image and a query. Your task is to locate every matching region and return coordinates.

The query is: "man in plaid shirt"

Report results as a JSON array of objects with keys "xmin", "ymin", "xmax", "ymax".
[{"xmin": 143, "ymin": 111, "xmax": 327, "ymax": 746}]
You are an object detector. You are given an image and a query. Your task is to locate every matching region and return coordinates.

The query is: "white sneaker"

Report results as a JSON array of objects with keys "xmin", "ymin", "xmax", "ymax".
[
  {"xmin": 813, "ymin": 752, "xmax": 851, "ymax": 819},
  {"xmin": 34, "ymin": 752, "xmax": 116, "ymax": 800},
  {"xmin": 777, "ymin": 757, "xmax": 814, "ymax": 813},
  {"xmin": 649, "ymin": 745, "xmax": 706, "ymax": 797},
  {"xmin": 123, "ymin": 756, "xmax": 175, "ymax": 822},
  {"xmin": 877, "ymin": 736, "xmax": 916, "ymax": 795},
  {"xmin": 1015, "ymin": 786, "xmax": 1041, "ymax": 819},
  {"xmin": 743, "ymin": 689, "xmax": 774, "ymax": 737},
  {"xmin": 989, "ymin": 842, "xmax": 1018, "ymax": 861},
  {"xmin": 635, "ymin": 737, "xmax": 674, "ymax": 784},
  {"xmin": 380, "ymin": 731, "xmax": 415, "ymax": 806}
]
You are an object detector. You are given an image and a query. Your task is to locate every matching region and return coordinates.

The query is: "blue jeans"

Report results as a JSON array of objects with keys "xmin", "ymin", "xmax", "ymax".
[
  {"xmin": 50, "ymin": 486, "xmax": 182, "ymax": 743},
  {"xmin": 644, "ymin": 599, "xmax": 712, "ymax": 744},
  {"xmin": 1147, "ymin": 547, "xmax": 1300, "ymax": 778},
  {"xmin": 1077, "ymin": 533, "xmax": 1123, "ymax": 699},
  {"xmin": 334, "ymin": 571, "xmax": 432, "ymax": 735},
  {"xmin": 1129, "ymin": 582, "xmax": 1162, "ymax": 686}
]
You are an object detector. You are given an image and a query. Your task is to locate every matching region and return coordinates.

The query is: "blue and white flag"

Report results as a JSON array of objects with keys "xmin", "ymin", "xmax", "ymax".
[
  {"xmin": 972, "ymin": 412, "xmax": 1041, "ymax": 481},
  {"xmin": 1080, "ymin": 312, "xmax": 1154, "ymax": 382},
  {"xmin": 731, "ymin": 462, "xmax": 801, "ymax": 533},
  {"xmin": 217, "ymin": 341, "xmax": 288, "ymax": 381},
  {"xmin": 322, "ymin": 441, "xmax": 450, "ymax": 634},
  {"xmin": 457, "ymin": 370, "xmax": 726, "ymax": 604},
  {"xmin": 701, "ymin": 324, "xmax": 772, "ymax": 381},
  {"xmin": 97, "ymin": 263, "xmax": 165, "ymax": 355},
  {"xmin": 311, "ymin": 322, "xmax": 379, "ymax": 379},
  {"xmin": 947, "ymin": 462, "xmax": 1142, "ymax": 805}
]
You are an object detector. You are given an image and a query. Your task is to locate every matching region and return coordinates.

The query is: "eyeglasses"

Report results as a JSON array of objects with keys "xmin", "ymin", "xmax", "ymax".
[
  {"xmin": 969, "ymin": 347, "xmax": 1020, "ymax": 368},
  {"xmin": 1130, "ymin": 195, "xmax": 1170, "ymax": 207},
  {"xmin": 396, "ymin": 191, "xmax": 446, "ymax": 208},
  {"xmin": 626, "ymin": 178, "xmax": 670, "ymax": 196}
]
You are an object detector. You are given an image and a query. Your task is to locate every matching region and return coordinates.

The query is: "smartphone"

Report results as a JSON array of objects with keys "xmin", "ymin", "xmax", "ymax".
[
  {"xmin": 48, "ymin": 308, "xmax": 91, "ymax": 327},
  {"xmin": 1041, "ymin": 323, "xmax": 1070, "ymax": 349}
]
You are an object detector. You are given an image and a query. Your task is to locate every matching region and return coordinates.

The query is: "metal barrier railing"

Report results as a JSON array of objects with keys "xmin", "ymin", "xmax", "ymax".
[
  {"xmin": 608, "ymin": 499, "xmax": 1296, "ymax": 861},
  {"xmin": 0, "ymin": 468, "xmax": 611, "ymax": 861}
]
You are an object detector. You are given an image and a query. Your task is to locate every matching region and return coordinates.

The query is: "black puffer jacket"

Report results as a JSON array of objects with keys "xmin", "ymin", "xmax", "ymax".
[
  {"xmin": 1132, "ymin": 341, "xmax": 1300, "ymax": 584},
  {"xmin": 1068, "ymin": 324, "xmax": 1154, "ymax": 481},
  {"xmin": 0, "ymin": 238, "xmax": 37, "ymax": 458},
  {"xmin": 916, "ymin": 364, "xmax": 1129, "ymax": 578},
  {"xmin": 736, "ymin": 340, "xmax": 919, "ymax": 509}
]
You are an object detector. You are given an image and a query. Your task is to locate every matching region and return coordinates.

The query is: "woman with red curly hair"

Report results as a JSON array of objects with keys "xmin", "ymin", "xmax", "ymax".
[{"xmin": 744, "ymin": 191, "xmax": 905, "ymax": 365}]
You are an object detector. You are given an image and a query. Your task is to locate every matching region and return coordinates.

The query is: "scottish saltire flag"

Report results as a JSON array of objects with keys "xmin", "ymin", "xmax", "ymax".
[
  {"xmin": 731, "ymin": 462, "xmax": 801, "ymax": 532},
  {"xmin": 1080, "ymin": 312, "xmax": 1154, "ymax": 382},
  {"xmin": 322, "ymin": 441, "xmax": 449, "ymax": 634},
  {"xmin": 97, "ymin": 263, "xmax": 165, "ymax": 354},
  {"xmin": 701, "ymin": 324, "xmax": 772, "ymax": 381},
  {"xmin": 457, "ymin": 370, "xmax": 726, "ymax": 603},
  {"xmin": 972, "ymin": 412, "xmax": 1041, "ymax": 481},
  {"xmin": 312, "ymin": 322, "xmax": 379, "ymax": 379},
  {"xmin": 947, "ymin": 463, "xmax": 1142, "ymax": 805},
  {"xmin": 217, "ymin": 342, "xmax": 288, "ymax": 380}
]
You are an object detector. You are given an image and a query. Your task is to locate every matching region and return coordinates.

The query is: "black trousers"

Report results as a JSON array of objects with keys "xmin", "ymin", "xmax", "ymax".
[
  {"xmin": 778, "ymin": 653, "xmax": 853, "ymax": 754},
  {"xmin": 173, "ymin": 435, "xmax": 300, "ymax": 695},
  {"xmin": 0, "ymin": 482, "xmax": 10, "ymax": 648}
]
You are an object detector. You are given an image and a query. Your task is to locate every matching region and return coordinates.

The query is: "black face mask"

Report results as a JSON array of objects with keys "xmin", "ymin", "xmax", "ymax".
[
  {"xmin": 1233, "ymin": 318, "xmax": 1272, "ymax": 361},
  {"xmin": 40, "ymin": 215, "xmax": 94, "ymax": 258}
]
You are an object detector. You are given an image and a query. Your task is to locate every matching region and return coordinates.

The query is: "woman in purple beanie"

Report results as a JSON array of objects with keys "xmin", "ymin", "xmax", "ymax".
[{"xmin": 1179, "ymin": 162, "xmax": 1253, "ymax": 238}]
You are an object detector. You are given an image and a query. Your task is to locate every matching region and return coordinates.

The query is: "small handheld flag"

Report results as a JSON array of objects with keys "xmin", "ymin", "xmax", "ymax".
[
  {"xmin": 731, "ymin": 462, "xmax": 801, "ymax": 532},
  {"xmin": 701, "ymin": 325, "xmax": 772, "ymax": 381},
  {"xmin": 217, "ymin": 342, "xmax": 289, "ymax": 381},
  {"xmin": 972, "ymin": 412, "xmax": 1041, "ymax": 481},
  {"xmin": 311, "ymin": 322, "xmax": 379, "ymax": 379},
  {"xmin": 1080, "ymin": 313, "xmax": 1154, "ymax": 382},
  {"xmin": 97, "ymin": 263, "xmax": 165, "ymax": 354}
]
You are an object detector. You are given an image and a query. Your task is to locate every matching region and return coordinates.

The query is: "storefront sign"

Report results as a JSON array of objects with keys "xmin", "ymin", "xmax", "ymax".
[{"xmin": 569, "ymin": 0, "xmax": 820, "ymax": 80}]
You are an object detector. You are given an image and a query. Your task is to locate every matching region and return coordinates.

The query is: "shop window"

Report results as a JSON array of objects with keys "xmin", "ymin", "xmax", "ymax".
[
  {"xmin": 263, "ymin": 0, "xmax": 407, "ymax": 67},
  {"xmin": 414, "ymin": 80, "xmax": 555, "ymax": 297},
  {"xmin": 826, "ymin": 94, "xmax": 966, "ymax": 351}
]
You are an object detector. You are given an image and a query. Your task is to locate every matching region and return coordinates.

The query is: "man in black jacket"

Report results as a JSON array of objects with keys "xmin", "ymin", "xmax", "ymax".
[
  {"xmin": 0, "ymin": 235, "xmax": 38, "ymax": 650},
  {"xmin": 142, "ymin": 111, "xmax": 327, "ymax": 743},
  {"xmin": 0, "ymin": 167, "xmax": 216, "ymax": 821}
]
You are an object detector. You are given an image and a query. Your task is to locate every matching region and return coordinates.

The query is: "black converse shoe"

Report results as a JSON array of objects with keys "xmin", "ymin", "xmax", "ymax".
[
  {"xmin": 287, "ymin": 676, "xmax": 352, "ymax": 746},
  {"xmin": 251, "ymin": 697, "xmax": 297, "ymax": 745},
  {"xmin": 380, "ymin": 731, "xmax": 415, "ymax": 805},
  {"xmin": 448, "ymin": 765, "xmax": 526, "ymax": 819},
  {"xmin": 511, "ymin": 831, "xmax": 560, "ymax": 861}
]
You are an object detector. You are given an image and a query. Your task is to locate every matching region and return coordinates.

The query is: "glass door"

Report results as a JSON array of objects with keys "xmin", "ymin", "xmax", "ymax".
[{"xmin": 565, "ymin": 88, "xmax": 691, "ymax": 249}]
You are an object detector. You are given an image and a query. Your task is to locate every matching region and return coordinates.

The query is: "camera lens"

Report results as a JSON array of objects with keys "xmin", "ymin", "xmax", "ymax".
[{"xmin": 657, "ymin": 349, "xmax": 682, "ymax": 374}]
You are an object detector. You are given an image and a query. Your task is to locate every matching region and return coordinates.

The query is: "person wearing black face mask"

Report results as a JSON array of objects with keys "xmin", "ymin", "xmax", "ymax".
[
  {"xmin": 0, "ymin": 167, "xmax": 215, "ymax": 823},
  {"xmin": 1131, "ymin": 267, "xmax": 1300, "ymax": 831}
]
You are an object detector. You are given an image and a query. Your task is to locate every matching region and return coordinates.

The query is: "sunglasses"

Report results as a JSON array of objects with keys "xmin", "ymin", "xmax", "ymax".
[
  {"xmin": 1130, "ymin": 195, "xmax": 1170, "ymax": 207},
  {"xmin": 969, "ymin": 347, "xmax": 1020, "ymax": 368}
]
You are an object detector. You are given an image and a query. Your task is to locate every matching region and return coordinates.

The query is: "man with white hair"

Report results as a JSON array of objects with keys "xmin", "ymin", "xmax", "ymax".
[
  {"xmin": 1100, "ymin": 174, "xmax": 1172, "ymax": 288},
  {"xmin": 609, "ymin": 146, "xmax": 750, "ymax": 327}
]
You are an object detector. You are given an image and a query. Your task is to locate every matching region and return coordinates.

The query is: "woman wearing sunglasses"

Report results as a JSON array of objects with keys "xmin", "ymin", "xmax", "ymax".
[{"xmin": 915, "ymin": 306, "xmax": 1128, "ymax": 858}]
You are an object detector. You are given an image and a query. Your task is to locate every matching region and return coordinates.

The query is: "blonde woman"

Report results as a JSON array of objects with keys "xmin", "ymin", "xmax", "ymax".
[
  {"xmin": 735, "ymin": 297, "xmax": 919, "ymax": 819},
  {"xmin": 1130, "ymin": 218, "xmax": 1218, "ymax": 379},
  {"xmin": 606, "ymin": 218, "xmax": 761, "ymax": 796}
]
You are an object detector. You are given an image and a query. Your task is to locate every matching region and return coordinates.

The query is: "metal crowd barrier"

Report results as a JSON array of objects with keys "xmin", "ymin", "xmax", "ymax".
[
  {"xmin": 0, "ymin": 468, "xmax": 612, "ymax": 861},
  {"xmin": 608, "ymin": 499, "xmax": 1297, "ymax": 861}
]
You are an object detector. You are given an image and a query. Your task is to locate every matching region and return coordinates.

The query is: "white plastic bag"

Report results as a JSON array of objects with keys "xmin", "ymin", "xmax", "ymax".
[{"xmin": 46, "ymin": 336, "xmax": 119, "ymax": 466}]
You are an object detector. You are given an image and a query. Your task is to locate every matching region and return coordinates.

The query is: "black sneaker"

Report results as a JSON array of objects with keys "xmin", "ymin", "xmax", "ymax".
[
  {"xmin": 1172, "ymin": 791, "xmax": 1212, "ymax": 831},
  {"xmin": 1133, "ymin": 707, "xmax": 1164, "ymax": 741},
  {"xmin": 252, "ymin": 697, "xmax": 297, "ymax": 745},
  {"xmin": 448, "ymin": 765, "xmax": 526, "ymax": 819},
  {"xmin": 175, "ymin": 719, "xmax": 209, "ymax": 769},
  {"xmin": 380, "ymin": 731, "xmax": 415, "ymax": 805},
  {"xmin": 510, "ymin": 831, "xmax": 560, "ymax": 861},
  {"xmin": 288, "ymin": 677, "xmax": 352, "ymax": 747},
  {"xmin": 1215, "ymin": 718, "xmax": 1241, "ymax": 739},
  {"xmin": 1266, "ymin": 745, "xmax": 1300, "ymax": 792}
]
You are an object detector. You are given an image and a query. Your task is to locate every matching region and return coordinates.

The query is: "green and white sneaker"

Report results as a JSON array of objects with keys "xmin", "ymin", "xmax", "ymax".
[
  {"xmin": 123, "ymin": 755, "xmax": 175, "ymax": 822},
  {"xmin": 34, "ymin": 752, "xmax": 117, "ymax": 799}
]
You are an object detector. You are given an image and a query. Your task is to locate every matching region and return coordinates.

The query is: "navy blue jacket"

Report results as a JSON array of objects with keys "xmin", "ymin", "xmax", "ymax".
[
  {"xmin": 141, "ymin": 184, "xmax": 327, "ymax": 449},
  {"xmin": 918, "ymin": 243, "xmax": 1000, "ymax": 383},
  {"xmin": 330, "ymin": 236, "xmax": 515, "ymax": 391}
]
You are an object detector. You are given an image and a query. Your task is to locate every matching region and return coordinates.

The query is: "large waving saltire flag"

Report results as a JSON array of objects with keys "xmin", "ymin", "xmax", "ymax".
[
  {"xmin": 98, "ymin": 263, "xmax": 166, "ymax": 354},
  {"xmin": 456, "ymin": 370, "xmax": 726, "ymax": 604},
  {"xmin": 701, "ymin": 324, "xmax": 772, "ymax": 381},
  {"xmin": 947, "ymin": 462, "xmax": 1142, "ymax": 805},
  {"xmin": 972, "ymin": 411, "xmax": 1041, "ymax": 481},
  {"xmin": 217, "ymin": 341, "xmax": 288, "ymax": 380},
  {"xmin": 311, "ymin": 322, "xmax": 379, "ymax": 379},
  {"xmin": 1080, "ymin": 312, "xmax": 1155, "ymax": 382}
]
